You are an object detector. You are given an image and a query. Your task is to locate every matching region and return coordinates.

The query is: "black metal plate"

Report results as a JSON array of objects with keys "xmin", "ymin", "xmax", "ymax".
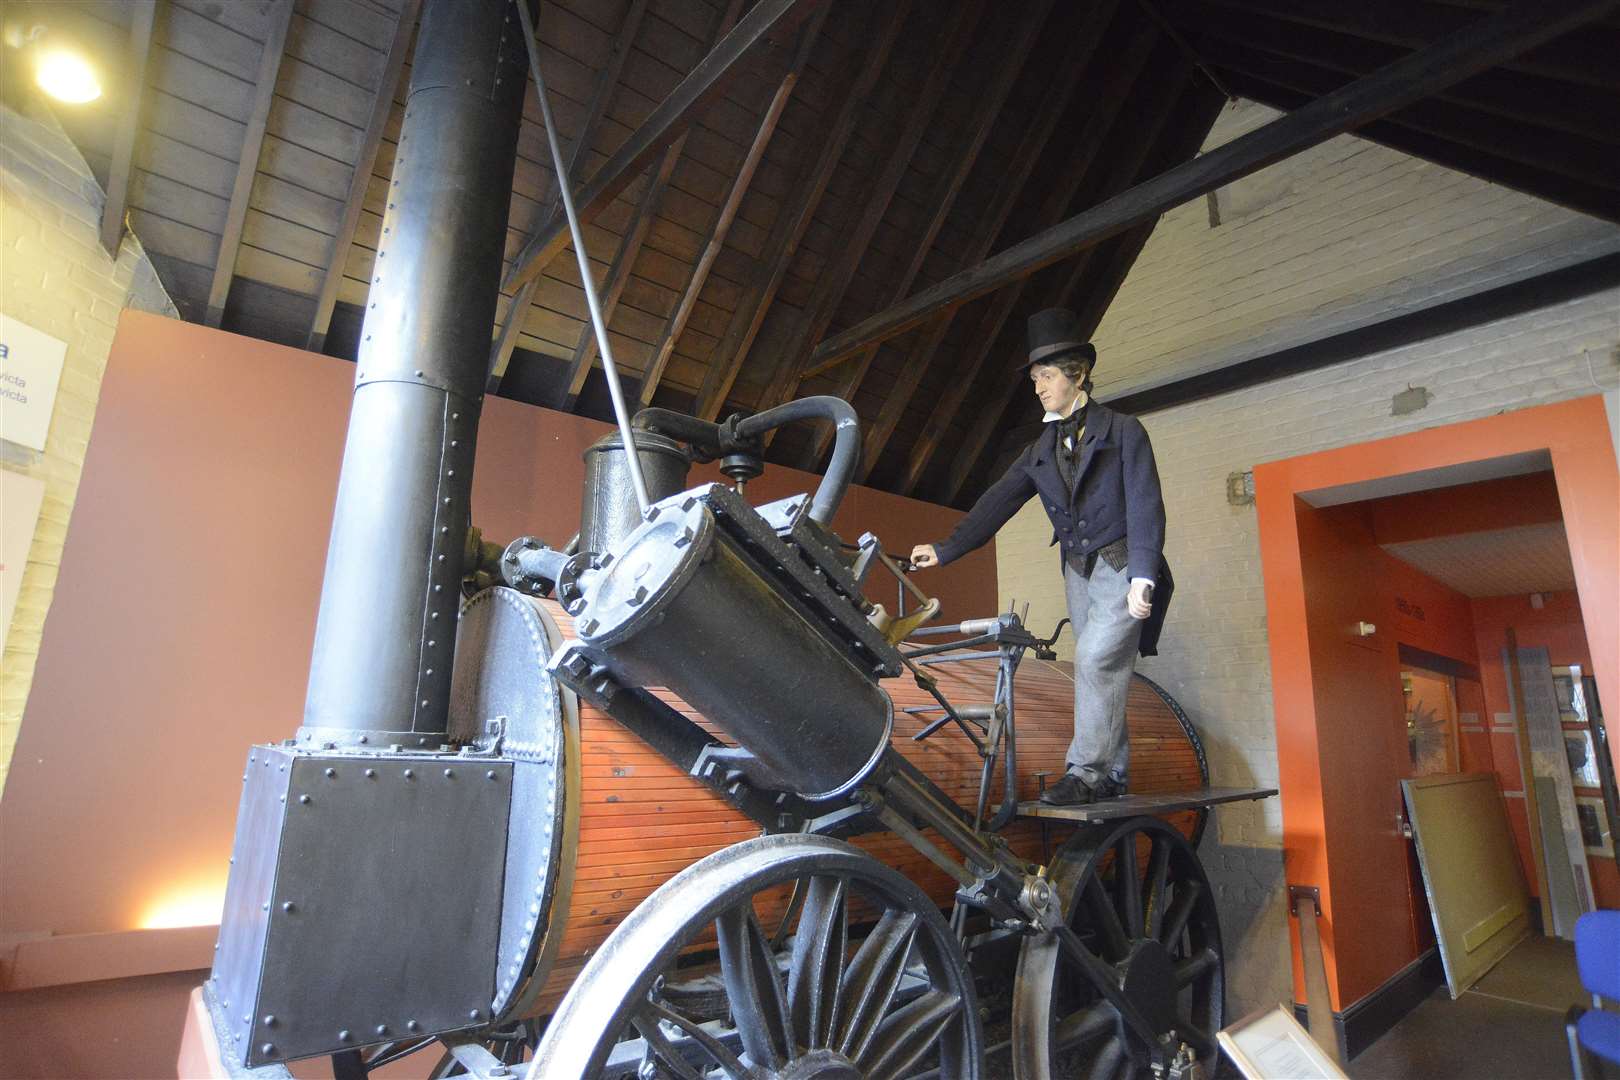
[
  {"xmin": 238, "ymin": 751, "xmax": 511, "ymax": 1066},
  {"xmin": 1015, "ymin": 786, "xmax": 1278, "ymax": 822}
]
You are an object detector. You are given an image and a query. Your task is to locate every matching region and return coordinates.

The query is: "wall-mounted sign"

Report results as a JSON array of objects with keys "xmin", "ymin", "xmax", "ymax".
[
  {"xmin": 1, "ymin": 468, "xmax": 46, "ymax": 645},
  {"xmin": 0, "ymin": 315, "xmax": 68, "ymax": 452}
]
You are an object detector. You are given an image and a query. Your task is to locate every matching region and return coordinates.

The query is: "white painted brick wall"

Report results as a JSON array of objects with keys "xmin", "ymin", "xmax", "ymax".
[
  {"xmin": 1, "ymin": 101, "xmax": 176, "ymax": 797},
  {"xmin": 994, "ymin": 100, "xmax": 1620, "ymax": 1015}
]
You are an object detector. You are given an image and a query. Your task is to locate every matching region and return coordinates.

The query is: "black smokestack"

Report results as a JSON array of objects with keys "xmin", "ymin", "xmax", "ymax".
[{"xmin": 299, "ymin": 0, "xmax": 529, "ymax": 747}]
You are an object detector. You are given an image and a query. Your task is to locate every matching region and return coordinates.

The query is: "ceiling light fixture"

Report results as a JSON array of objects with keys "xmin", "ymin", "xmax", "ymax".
[{"xmin": 34, "ymin": 47, "xmax": 101, "ymax": 104}]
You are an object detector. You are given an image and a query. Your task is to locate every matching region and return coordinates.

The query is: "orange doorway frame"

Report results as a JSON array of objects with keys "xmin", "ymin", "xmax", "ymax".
[{"xmin": 1253, "ymin": 394, "xmax": 1618, "ymax": 1016}]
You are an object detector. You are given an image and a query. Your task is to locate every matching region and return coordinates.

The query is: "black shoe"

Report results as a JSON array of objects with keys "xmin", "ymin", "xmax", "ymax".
[{"xmin": 1040, "ymin": 772, "xmax": 1099, "ymax": 806}]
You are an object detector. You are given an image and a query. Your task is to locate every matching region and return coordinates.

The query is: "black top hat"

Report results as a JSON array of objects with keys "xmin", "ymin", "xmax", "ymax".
[{"xmin": 1024, "ymin": 308, "xmax": 1096, "ymax": 370}]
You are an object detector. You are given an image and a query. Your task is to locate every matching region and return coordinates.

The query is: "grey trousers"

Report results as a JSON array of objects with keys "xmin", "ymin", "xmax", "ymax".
[{"xmin": 1063, "ymin": 558, "xmax": 1143, "ymax": 787}]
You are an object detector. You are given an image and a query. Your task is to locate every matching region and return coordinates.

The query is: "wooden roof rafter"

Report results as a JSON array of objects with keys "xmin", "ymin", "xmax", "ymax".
[
  {"xmin": 691, "ymin": 0, "xmax": 914, "ymax": 423},
  {"xmin": 99, "ymin": 0, "xmax": 159, "ymax": 256},
  {"xmin": 487, "ymin": 0, "xmax": 652, "ymax": 388},
  {"xmin": 863, "ymin": 6, "xmax": 1154, "ymax": 488},
  {"xmin": 305, "ymin": 0, "xmax": 421, "ymax": 353},
  {"xmin": 202, "ymin": 0, "xmax": 295, "ymax": 328},
  {"xmin": 548, "ymin": 0, "xmax": 747, "ymax": 411},
  {"xmin": 500, "ymin": 0, "xmax": 818, "ymax": 297},
  {"xmin": 788, "ymin": 0, "xmax": 1059, "ymax": 470},
  {"xmin": 745, "ymin": 0, "xmax": 988, "ymax": 449},
  {"xmin": 805, "ymin": 0, "xmax": 1620, "ymax": 376},
  {"xmin": 635, "ymin": 6, "xmax": 830, "ymax": 408}
]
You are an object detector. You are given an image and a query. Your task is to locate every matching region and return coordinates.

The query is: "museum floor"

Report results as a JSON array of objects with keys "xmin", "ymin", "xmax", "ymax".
[{"xmin": 1348, "ymin": 936, "xmax": 1585, "ymax": 1080}]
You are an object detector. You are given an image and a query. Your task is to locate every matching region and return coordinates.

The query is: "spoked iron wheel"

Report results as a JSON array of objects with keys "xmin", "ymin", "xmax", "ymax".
[
  {"xmin": 1011, "ymin": 816, "xmax": 1224, "ymax": 1080},
  {"xmin": 532, "ymin": 833, "xmax": 982, "ymax": 1079}
]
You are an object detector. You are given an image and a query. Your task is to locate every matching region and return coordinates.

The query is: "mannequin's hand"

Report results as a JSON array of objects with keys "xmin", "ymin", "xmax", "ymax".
[
  {"xmin": 1127, "ymin": 579, "xmax": 1154, "ymax": 620},
  {"xmin": 909, "ymin": 544, "xmax": 939, "ymax": 570}
]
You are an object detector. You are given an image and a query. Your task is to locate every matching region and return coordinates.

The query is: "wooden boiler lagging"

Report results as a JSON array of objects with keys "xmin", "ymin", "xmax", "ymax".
[{"xmin": 487, "ymin": 593, "xmax": 1209, "ymax": 1015}]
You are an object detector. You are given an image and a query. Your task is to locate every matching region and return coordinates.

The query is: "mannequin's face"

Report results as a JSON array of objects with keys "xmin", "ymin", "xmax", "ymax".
[{"xmin": 1029, "ymin": 363, "xmax": 1084, "ymax": 416}]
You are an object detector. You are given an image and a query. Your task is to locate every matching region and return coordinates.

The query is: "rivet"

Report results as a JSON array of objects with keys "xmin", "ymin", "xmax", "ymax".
[
  {"xmin": 433, "ymin": 584, "xmax": 442, "ymax": 593},
  {"xmin": 365, "ymin": 768, "xmax": 376, "ymax": 778},
  {"xmin": 279, "ymin": 794, "xmax": 286, "ymax": 803},
  {"xmin": 358, "ymin": 735, "xmax": 369, "ymax": 744},
  {"xmin": 414, "ymin": 369, "xmax": 423, "ymax": 376},
  {"xmin": 452, "ymin": 413, "xmax": 460, "ymax": 420},
  {"xmin": 426, "ymin": 667, "xmax": 434, "ymax": 675},
  {"xmin": 446, "ymin": 469, "xmax": 455, "ymax": 477},
  {"xmin": 376, "ymin": 1024, "xmax": 388, "ymax": 1036},
  {"xmin": 443, "ymin": 768, "xmax": 453, "ymax": 778},
  {"xmin": 263, "ymin": 1015, "xmax": 276, "ymax": 1027},
  {"xmin": 324, "ymin": 768, "xmax": 335, "ymax": 778},
  {"xmin": 450, "ymin": 440, "xmax": 459, "ymax": 448},
  {"xmin": 282, "ymin": 901, "xmax": 294, "ymax": 912},
  {"xmin": 261, "ymin": 1043, "xmax": 275, "ymax": 1055},
  {"xmin": 440, "ymin": 525, "xmax": 449, "ymax": 534},
  {"xmin": 428, "ymin": 639, "xmax": 436, "ymax": 647},
  {"xmin": 431, "ymin": 612, "xmax": 440, "ymax": 620},
  {"xmin": 420, "ymin": 699, "xmax": 429, "ymax": 707},
  {"xmin": 442, "ymin": 497, "xmax": 451, "ymax": 505},
  {"xmin": 468, "ymin": 1009, "xmax": 480, "ymax": 1020},
  {"xmin": 299, "ymin": 794, "xmax": 311, "ymax": 804},
  {"xmin": 261, "ymin": 903, "xmax": 269, "ymax": 911},
  {"xmin": 403, "ymin": 769, "xmax": 415, "ymax": 779},
  {"xmin": 338, "ymin": 1029, "xmax": 351, "ymax": 1042}
]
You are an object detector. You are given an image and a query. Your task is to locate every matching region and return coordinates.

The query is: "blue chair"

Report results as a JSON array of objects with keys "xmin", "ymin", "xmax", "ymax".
[{"xmin": 1568, "ymin": 910, "xmax": 1620, "ymax": 1079}]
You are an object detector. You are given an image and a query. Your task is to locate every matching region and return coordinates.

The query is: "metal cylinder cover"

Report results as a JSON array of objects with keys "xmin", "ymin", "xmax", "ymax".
[
  {"xmin": 576, "ymin": 497, "xmax": 893, "ymax": 800},
  {"xmin": 579, "ymin": 431, "xmax": 690, "ymax": 555}
]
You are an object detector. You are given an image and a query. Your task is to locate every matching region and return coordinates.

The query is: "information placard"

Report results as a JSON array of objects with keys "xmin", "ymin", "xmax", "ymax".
[
  {"xmin": 1218, "ymin": 1005, "xmax": 1347, "ymax": 1080},
  {"xmin": 0, "ymin": 315, "xmax": 68, "ymax": 451}
]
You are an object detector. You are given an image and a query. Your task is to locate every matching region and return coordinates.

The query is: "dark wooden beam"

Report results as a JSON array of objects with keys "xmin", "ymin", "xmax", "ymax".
[
  {"xmin": 805, "ymin": 0, "xmax": 1619, "ymax": 370},
  {"xmin": 1157, "ymin": 0, "xmax": 1620, "ymax": 145},
  {"xmin": 1217, "ymin": 70, "xmax": 1620, "ymax": 223},
  {"xmin": 748, "ymin": 0, "xmax": 985, "ymax": 445},
  {"xmin": 880, "ymin": 8, "xmax": 1156, "ymax": 491},
  {"xmin": 1195, "ymin": 39, "xmax": 1618, "ymax": 191},
  {"xmin": 100, "ymin": 0, "xmax": 158, "ymax": 255},
  {"xmin": 1203, "ymin": 0, "xmax": 1620, "ymax": 92},
  {"xmin": 792, "ymin": 0, "xmax": 1055, "ymax": 467},
  {"xmin": 488, "ymin": 0, "xmax": 650, "ymax": 387},
  {"xmin": 945, "ymin": 81, "xmax": 1223, "ymax": 504},
  {"xmin": 203, "ymin": 0, "xmax": 295, "ymax": 328},
  {"xmin": 636, "ymin": 8, "xmax": 828, "ymax": 408},
  {"xmin": 550, "ymin": 0, "xmax": 745, "ymax": 411},
  {"xmin": 691, "ymin": 0, "xmax": 913, "ymax": 422},
  {"xmin": 306, "ymin": 0, "xmax": 420, "ymax": 352},
  {"xmin": 502, "ymin": 0, "xmax": 817, "ymax": 294},
  {"xmin": 1102, "ymin": 252, "xmax": 1620, "ymax": 417}
]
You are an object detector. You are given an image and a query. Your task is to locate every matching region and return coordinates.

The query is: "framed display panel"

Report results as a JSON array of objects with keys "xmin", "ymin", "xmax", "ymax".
[
  {"xmin": 1218, "ymin": 1005, "xmax": 1347, "ymax": 1080},
  {"xmin": 1401, "ymin": 772, "xmax": 1530, "ymax": 998}
]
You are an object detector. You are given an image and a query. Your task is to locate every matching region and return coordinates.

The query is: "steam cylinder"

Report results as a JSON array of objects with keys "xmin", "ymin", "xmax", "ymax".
[
  {"xmin": 576, "ymin": 498, "xmax": 893, "ymax": 800},
  {"xmin": 298, "ymin": 0, "xmax": 528, "ymax": 747},
  {"xmin": 579, "ymin": 431, "xmax": 690, "ymax": 554}
]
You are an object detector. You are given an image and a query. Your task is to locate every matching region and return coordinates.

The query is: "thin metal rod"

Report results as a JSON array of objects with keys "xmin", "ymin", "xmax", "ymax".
[{"xmin": 515, "ymin": 0, "xmax": 651, "ymax": 513}]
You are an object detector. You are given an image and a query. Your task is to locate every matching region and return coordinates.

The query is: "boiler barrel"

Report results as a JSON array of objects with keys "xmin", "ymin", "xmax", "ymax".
[{"xmin": 468, "ymin": 594, "xmax": 1211, "ymax": 1015}]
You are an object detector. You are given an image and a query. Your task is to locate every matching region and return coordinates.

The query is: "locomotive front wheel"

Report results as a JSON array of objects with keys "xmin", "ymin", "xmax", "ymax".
[
  {"xmin": 531, "ymin": 833, "xmax": 982, "ymax": 1079},
  {"xmin": 1011, "ymin": 816, "xmax": 1224, "ymax": 1080}
]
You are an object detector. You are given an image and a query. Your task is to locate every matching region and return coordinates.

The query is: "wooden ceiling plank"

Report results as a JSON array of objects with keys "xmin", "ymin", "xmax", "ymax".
[
  {"xmin": 202, "ymin": 0, "xmax": 296, "ymax": 328},
  {"xmin": 945, "ymin": 81, "xmax": 1225, "ymax": 504},
  {"xmin": 879, "ymin": 8, "xmax": 1153, "ymax": 492},
  {"xmin": 691, "ymin": 1, "xmax": 913, "ymax": 422},
  {"xmin": 100, "ymin": 1, "xmax": 160, "ymax": 255},
  {"xmin": 551, "ymin": 0, "xmax": 747, "ymax": 410},
  {"xmin": 747, "ymin": 0, "xmax": 985, "ymax": 449},
  {"xmin": 1221, "ymin": 71, "xmax": 1620, "ymax": 223},
  {"xmin": 636, "ymin": 9, "xmax": 828, "ymax": 408},
  {"xmin": 488, "ymin": 0, "xmax": 652, "ymax": 386},
  {"xmin": 305, "ymin": 0, "xmax": 420, "ymax": 352},
  {"xmin": 808, "ymin": 0, "xmax": 1618, "ymax": 370},
  {"xmin": 1159, "ymin": 0, "xmax": 1620, "ymax": 145},
  {"xmin": 502, "ymin": 0, "xmax": 817, "ymax": 295}
]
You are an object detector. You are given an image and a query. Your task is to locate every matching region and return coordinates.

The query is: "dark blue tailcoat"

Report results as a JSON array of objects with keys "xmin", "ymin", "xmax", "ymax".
[{"xmin": 933, "ymin": 400, "xmax": 1174, "ymax": 655}]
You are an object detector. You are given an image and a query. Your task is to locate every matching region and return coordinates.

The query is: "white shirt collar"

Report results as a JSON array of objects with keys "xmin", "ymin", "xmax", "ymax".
[{"xmin": 1042, "ymin": 391, "xmax": 1088, "ymax": 423}]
